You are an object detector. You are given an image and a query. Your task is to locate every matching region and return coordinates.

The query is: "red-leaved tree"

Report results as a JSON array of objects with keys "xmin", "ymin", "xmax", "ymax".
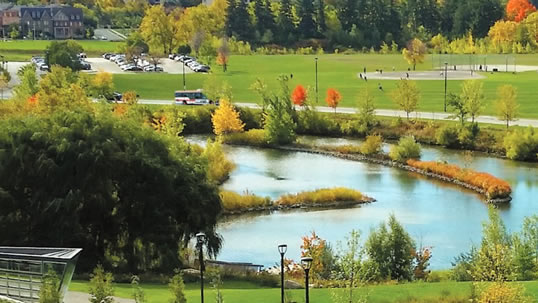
[
  {"xmin": 507, "ymin": 0, "xmax": 537, "ymax": 22},
  {"xmin": 291, "ymin": 84, "xmax": 307, "ymax": 106},
  {"xmin": 325, "ymin": 88, "xmax": 342, "ymax": 114}
]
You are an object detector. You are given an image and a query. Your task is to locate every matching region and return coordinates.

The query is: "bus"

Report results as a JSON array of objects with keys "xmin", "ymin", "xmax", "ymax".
[{"xmin": 174, "ymin": 89, "xmax": 213, "ymax": 105}]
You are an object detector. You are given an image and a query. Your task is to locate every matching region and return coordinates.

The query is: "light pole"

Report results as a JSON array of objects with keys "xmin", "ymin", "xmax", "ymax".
[
  {"xmin": 196, "ymin": 232, "xmax": 206, "ymax": 303},
  {"xmin": 315, "ymin": 57, "xmax": 318, "ymax": 103},
  {"xmin": 278, "ymin": 244, "xmax": 287, "ymax": 303},
  {"xmin": 301, "ymin": 257, "xmax": 313, "ymax": 303},
  {"xmin": 444, "ymin": 62, "xmax": 448, "ymax": 112},
  {"xmin": 182, "ymin": 60, "xmax": 186, "ymax": 90}
]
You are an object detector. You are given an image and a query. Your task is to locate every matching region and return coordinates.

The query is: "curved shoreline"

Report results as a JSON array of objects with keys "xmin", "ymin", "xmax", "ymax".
[{"xmin": 271, "ymin": 145, "xmax": 512, "ymax": 204}]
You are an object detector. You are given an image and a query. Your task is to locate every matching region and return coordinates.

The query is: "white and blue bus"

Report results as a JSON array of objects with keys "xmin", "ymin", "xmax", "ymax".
[{"xmin": 174, "ymin": 89, "xmax": 213, "ymax": 105}]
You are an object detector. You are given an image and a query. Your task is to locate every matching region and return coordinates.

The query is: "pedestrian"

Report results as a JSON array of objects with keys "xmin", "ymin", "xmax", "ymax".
[
  {"xmin": 290, "ymin": 73, "xmax": 293, "ymax": 79},
  {"xmin": 364, "ymin": 76, "xmax": 367, "ymax": 82},
  {"xmin": 406, "ymin": 72, "xmax": 409, "ymax": 79},
  {"xmin": 364, "ymin": 67, "xmax": 366, "ymax": 73},
  {"xmin": 378, "ymin": 83, "xmax": 383, "ymax": 91},
  {"xmin": 359, "ymin": 73, "xmax": 363, "ymax": 79},
  {"xmin": 380, "ymin": 69, "xmax": 383, "ymax": 75}
]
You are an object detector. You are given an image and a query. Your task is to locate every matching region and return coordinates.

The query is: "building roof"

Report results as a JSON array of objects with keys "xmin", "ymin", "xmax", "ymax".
[
  {"xmin": 20, "ymin": 5, "xmax": 82, "ymax": 20},
  {"xmin": 0, "ymin": 247, "xmax": 82, "ymax": 262},
  {"xmin": 206, "ymin": 260, "xmax": 264, "ymax": 268}
]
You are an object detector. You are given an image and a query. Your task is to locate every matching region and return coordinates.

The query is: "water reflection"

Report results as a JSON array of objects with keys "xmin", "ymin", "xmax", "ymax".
[{"xmin": 186, "ymin": 134, "xmax": 538, "ymax": 269}]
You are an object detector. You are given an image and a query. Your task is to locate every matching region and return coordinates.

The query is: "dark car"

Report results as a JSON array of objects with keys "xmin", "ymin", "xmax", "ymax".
[
  {"xmin": 80, "ymin": 61, "xmax": 91, "ymax": 70},
  {"xmin": 102, "ymin": 91, "xmax": 123, "ymax": 102},
  {"xmin": 102, "ymin": 53, "xmax": 113, "ymax": 60},
  {"xmin": 125, "ymin": 65, "xmax": 143, "ymax": 72}
]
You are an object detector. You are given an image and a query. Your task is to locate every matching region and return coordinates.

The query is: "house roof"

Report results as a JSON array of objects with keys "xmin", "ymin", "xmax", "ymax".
[{"xmin": 20, "ymin": 5, "xmax": 82, "ymax": 20}]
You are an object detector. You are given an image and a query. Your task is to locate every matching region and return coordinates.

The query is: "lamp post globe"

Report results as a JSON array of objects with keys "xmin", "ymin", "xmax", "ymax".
[
  {"xmin": 278, "ymin": 244, "xmax": 287, "ymax": 303},
  {"xmin": 301, "ymin": 257, "xmax": 313, "ymax": 303}
]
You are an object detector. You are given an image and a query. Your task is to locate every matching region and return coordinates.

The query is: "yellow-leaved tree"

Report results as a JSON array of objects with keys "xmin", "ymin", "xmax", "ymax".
[
  {"xmin": 495, "ymin": 85, "xmax": 519, "ymax": 128},
  {"xmin": 402, "ymin": 38, "xmax": 426, "ymax": 70},
  {"xmin": 92, "ymin": 71, "xmax": 114, "ymax": 99},
  {"xmin": 211, "ymin": 99, "xmax": 245, "ymax": 136}
]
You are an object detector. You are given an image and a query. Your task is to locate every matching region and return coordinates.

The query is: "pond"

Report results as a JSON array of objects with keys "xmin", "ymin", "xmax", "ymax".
[{"xmin": 188, "ymin": 135, "xmax": 538, "ymax": 270}]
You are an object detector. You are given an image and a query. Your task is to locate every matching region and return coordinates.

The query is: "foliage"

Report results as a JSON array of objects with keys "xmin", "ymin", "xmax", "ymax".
[
  {"xmin": 447, "ymin": 93, "xmax": 468, "ymax": 125},
  {"xmin": 89, "ymin": 265, "xmax": 115, "ymax": 303},
  {"xmin": 436, "ymin": 125, "xmax": 460, "ymax": 147},
  {"xmin": 168, "ymin": 270, "xmax": 187, "ymax": 303},
  {"xmin": 276, "ymin": 187, "xmax": 367, "ymax": 207},
  {"xmin": 300, "ymin": 231, "xmax": 327, "ymax": 282},
  {"xmin": 221, "ymin": 129, "xmax": 268, "ymax": 147},
  {"xmin": 39, "ymin": 269, "xmax": 61, "ymax": 303},
  {"xmin": 206, "ymin": 267, "xmax": 224, "ymax": 303},
  {"xmin": 291, "ymin": 84, "xmax": 308, "ymax": 106},
  {"xmin": 503, "ymin": 127, "xmax": 538, "ymax": 161},
  {"xmin": 461, "ymin": 80, "xmax": 484, "ymax": 124},
  {"xmin": 333, "ymin": 230, "xmax": 366, "ymax": 303},
  {"xmin": 477, "ymin": 282, "xmax": 532, "ymax": 303},
  {"xmin": 131, "ymin": 275, "xmax": 146, "ymax": 303},
  {"xmin": 450, "ymin": 250, "xmax": 477, "ymax": 282},
  {"xmin": 123, "ymin": 91, "xmax": 138, "ymax": 106},
  {"xmin": 202, "ymin": 139, "xmax": 236, "ymax": 184},
  {"xmin": 356, "ymin": 88, "xmax": 377, "ymax": 133},
  {"xmin": 507, "ymin": 0, "xmax": 537, "ymax": 22},
  {"xmin": 389, "ymin": 136, "xmax": 421, "ymax": 162},
  {"xmin": 325, "ymin": 88, "xmax": 342, "ymax": 113},
  {"xmin": 391, "ymin": 79, "xmax": 420, "ymax": 120},
  {"xmin": 45, "ymin": 40, "xmax": 83, "ymax": 71},
  {"xmin": 211, "ymin": 99, "xmax": 245, "ymax": 136},
  {"xmin": 365, "ymin": 214, "xmax": 416, "ymax": 281},
  {"xmin": 139, "ymin": 6, "xmax": 182, "ymax": 54},
  {"xmin": 203, "ymin": 76, "xmax": 233, "ymax": 103},
  {"xmin": 216, "ymin": 38, "xmax": 230, "ymax": 72},
  {"xmin": 412, "ymin": 246, "xmax": 433, "ymax": 280},
  {"xmin": 495, "ymin": 85, "xmax": 519, "ymax": 128},
  {"xmin": 402, "ymin": 39, "xmax": 426, "ymax": 70},
  {"xmin": 92, "ymin": 72, "xmax": 115, "ymax": 100},
  {"xmin": 406, "ymin": 160, "xmax": 512, "ymax": 199},
  {"xmin": 263, "ymin": 75, "xmax": 296, "ymax": 145},
  {"xmin": 219, "ymin": 190, "xmax": 271, "ymax": 213},
  {"xmin": 360, "ymin": 135, "xmax": 383, "ymax": 155}
]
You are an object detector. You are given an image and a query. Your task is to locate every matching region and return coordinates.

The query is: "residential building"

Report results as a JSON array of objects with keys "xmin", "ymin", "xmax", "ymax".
[
  {"xmin": 18, "ymin": 5, "xmax": 83, "ymax": 39},
  {"xmin": 0, "ymin": 4, "xmax": 21, "ymax": 38}
]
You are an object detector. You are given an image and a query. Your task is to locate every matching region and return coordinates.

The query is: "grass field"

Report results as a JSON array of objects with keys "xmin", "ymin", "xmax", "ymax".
[
  {"xmin": 112, "ymin": 54, "xmax": 538, "ymax": 118},
  {"xmin": 0, "ymin": 40, "xmax": 122, "ymax": 61},
  {"xmin": 69, "ymin": 280, "xmax": 538, "ymax": 302}
]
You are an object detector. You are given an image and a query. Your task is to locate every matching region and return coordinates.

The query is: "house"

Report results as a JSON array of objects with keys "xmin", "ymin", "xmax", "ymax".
[
  {"xmin": 0, "ymin": 4, "xmax": 21, "ymax": 37},
  {"xmin": 20, "ymin": 6, "xmax": 83, "ymax": 39}
]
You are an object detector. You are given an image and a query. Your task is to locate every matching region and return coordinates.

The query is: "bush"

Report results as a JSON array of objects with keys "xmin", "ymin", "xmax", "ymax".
[
  {"xmin": 39, "ymin": 269, "xmax": 61, "ymax": 303},
  {"xmin": 236, "ymin": 107, "xmax": 262, "ymax": 130},
  {"xmin": 450, "ymin": 251, "xmax": 476, "ymax": 281},
  {"xmin": 222, "ymin": 129, "xmax": 268, "ymax": 147},
  {"xmin": 219, "ymin": 190, "xmax": 271, "ymax": 212},
  {"xmin": 180, "ymin": 106, "xmax": 216, "ymax": 134},
  {"xmin": 503, "ymin": 128, "xmax": 538, "ymax": 161},
  {"xmin": 389, "ymin": 136, "xmax": 421, "ymax": 162},
  {"xmin": 477, "ymin": 282, "xmax": 532, "ymax": 303},
  {"xmin": 276, "ymin": 187, "xmax": 367, "ymax": 206},
  {"xmin": 436, "ymin": 126, "xmax": 459, "ymax": 147},
  {"xmin": 296, "ymin": 109, "xmax": 338, "ymax": 136},
  {"xmin": 202, "ymin": 139, "xmax": 236, "ymax": 184},
  {"xmin": 360, "ymin": 135, "xmax": 383, "ymax": 155},
  {"xmin": 169, "ymin": 270, "xmax": 187, "ymax": 303},
  {"xmin": 89, "ymin": 265, "xmax": 114, "ymax": 303}
]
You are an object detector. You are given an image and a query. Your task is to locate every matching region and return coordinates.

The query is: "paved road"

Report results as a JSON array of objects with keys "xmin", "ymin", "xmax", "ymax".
[
  {"xmin": 138, "ymin": 99, "xmax": 538, "ymax": 128},
  {"xmin": 94, "ymin": 28, "xmax": 125, "ymax": 41},
  {"xmin": 65, "ymin": 291, "xmax": 134, "ymax": 303}
]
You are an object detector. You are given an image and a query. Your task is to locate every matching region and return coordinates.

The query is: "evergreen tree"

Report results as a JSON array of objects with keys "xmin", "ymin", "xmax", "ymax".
[
  {"xmin": 254, "ymin": 0, "xmax": 276, "ymax": 41},
  {"xmin": 226, "ymin": 0, "xmax": 237, "ymax": 37},
  {"xmin": 298, "ymin": 0, "xmax": 317, "ymax": 38},
  {"xmin": 339, "ymin": 0, "xmax": 358, "ymax": 32},
  {"xmin": 277, "ymin": 0, "xmax": 295, "ymax": 43},
  {"xmin": 317, "ymin": 0, "xmax": 327, "ymax": 36},
  {"xmin": 233, "ymin": 0, "xmax": 253, "ymax": 41}
]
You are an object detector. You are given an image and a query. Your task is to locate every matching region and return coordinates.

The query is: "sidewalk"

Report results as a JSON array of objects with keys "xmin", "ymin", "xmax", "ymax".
[{"xmin": 65, "ymin": 291, "xmax": 134, "ymax": 303}]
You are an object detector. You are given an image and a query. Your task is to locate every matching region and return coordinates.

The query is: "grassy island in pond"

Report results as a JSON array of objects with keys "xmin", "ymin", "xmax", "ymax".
[{"xmin": 220, "ymin": 187, "xmax": 374, "ymax": 214}]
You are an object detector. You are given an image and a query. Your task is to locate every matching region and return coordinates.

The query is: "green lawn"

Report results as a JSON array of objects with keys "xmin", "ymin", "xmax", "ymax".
[
  {"xmin": 69, "ymin": 280, "xmax": 538, "ymax": 302},
  {"xmin": 112, "ymin": 54, "xmax": 538, "ymax": 118},
  {"xmin": 0, "ymin": 40, "xmax": 122, "ymax": 61}
]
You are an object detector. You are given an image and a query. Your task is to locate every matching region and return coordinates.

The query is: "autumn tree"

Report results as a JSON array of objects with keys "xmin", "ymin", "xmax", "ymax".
[
  {"xmin": 325, "ymin": 88, "xmax": 342, "ymax": 113},
  {"xmin": 507, "ymin": 0, "xmax": 537, "ymax": 22},
  {"xmin": 301, "ymin": 231, "xmax": 326, "ymax": 282},
  {"xmin": 123, "ymin": 91, "xmax": 138, "ymax": 105},
  {"xmin": 333, "ymin": 230, "xmax": 365, "ymax": 303},
  {"xmin": 216, "ymin": 38, "xmax": 230, "ymax": 72},
  {"xmin": 495, "ymin": 85, "xmax": 519, "ymax": 129},
  {"xmin": 488, "ymin": 21, "xmax": 519, "ymax": 48},
  {"xmin": 391, "ymin": 79, "xmax": 420, "ymax": 120},
  {"xmin": 461, "ymin": 80, "xmax": 484, "ymax": 124},
  {"xmin": 92, "ymin": 72, "xmax": 115, "ymax": 100},
  {"xmin": 211, "ymin": 99, "xmax": 245, "ymax": 136},
  {"xmin": 447, "ymin": 93, "xmax": 469, "ymax": 125},
  {"xmin": 402, "ymin": 38, "xmax": 426, "ymax": 71},
  {"xmin": 291, "ymin": 84, "xmax": 308, "ymax": 106},
  {"xmin": 140, "ymin": 6, "xmax": 182, "ymax": 54}
]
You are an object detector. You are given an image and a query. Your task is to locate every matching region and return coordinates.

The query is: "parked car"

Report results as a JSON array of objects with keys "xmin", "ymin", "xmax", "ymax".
[
  {"xmin": 125, "ymin": 65, "xmax": 143, "ymax": 72},
  {"xmin": 194, "ymin": 65, "xmax": 210, "ymax": 73},
  {"xmin": 79, "ymin": 60, "xmax": 91, "ymax": 70},
  {"xmin": 39, "ymin": 64, "xmax": 50, "ymax": 72},
  {"xmin": 77, "ymin": 52, "xmax": 87, "ymax": 59},
  {"xmin": 144, "ymin": 65, "xmax": 164, "ymax": 72},
  {"xmin": 168, "ymin": 53, "xmax": 177, "ymax": 59},
  {"xmin": 102, "ymin": 53, "xmax": 113, "ymax": 60}
]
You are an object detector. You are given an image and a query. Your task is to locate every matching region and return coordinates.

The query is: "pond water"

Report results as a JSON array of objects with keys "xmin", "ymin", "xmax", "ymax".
[{"xmin": 187, "ymin": 135, "xmax": 538, "ymax": 270}]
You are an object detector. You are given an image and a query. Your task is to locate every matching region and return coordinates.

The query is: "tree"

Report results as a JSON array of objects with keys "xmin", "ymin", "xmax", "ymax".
[
  {"xmin": 298, "ymin": 0, "xmax": 317, "ymax": 38},
  {"xmin": 263, "ymin": 75, "xmax": 296, "ymax": 145},
  {"xmin": 447, "ymin": 92, "xmax": 469, "ymax": 125},
  {"xmin": 203, "ymin": 75, "xmax": 233, "ymax": 103},
  {"xmin": 507, "ymin": 0, "xmax": 537, "ymax": 22},
  {"xmin": 391, "ymin": 79, "xmax": 420, "ymax": 120},
  {"xmin": 131, "ymin": 276, "xmax": 146, "ymax": 303},
  {"xmin": 357, "ymin": 88, "xmax": 376, "ymax": 131},
  {"xmin": 123, "ymin": 91, "xmax": 138, "ymax": 106},
  {"xmin": 291, "ymin": 84, "xmax": 308, "ymax": 106},
  {"xmin": 89, "ymin": 265, "xmax": 114, "ymax": 303},
  {"xmin": 488, "ymin": 21, "xmax": 519, "ymax": 48},
  {"xmin": 45, "ymin": 40, "xmax": 83, "ymax": 71},
  {"xmin": 301, "ymin": 231, "xmax": 327, "ymax": 282},
  {"xmin": 211, "ymin": 99, "xmax": 245, "ymax": 136},
  {"xmin": 277, "ymin": 0, "xmax": 295, "ymax": 43},
  {"xmin": 316, "ymin": 0, "xmax": 327, "ymax": 35},
  {"xmin": 402, "ymin": 38, "xmax": 426, "ymax": 70},
  {"xmin": 169, "ymin": 270, "xmax": 187, "ymax": 303},
  {"xmin": 140, "ymin": 6, "xmax": 182, "ymax": 54},
  {"xmin": 495, "ymin": 85, "xmax": 519, "ymax": 129},
  {"xmin": 13, "ymin": 64, "xmax": 38, "ymax": 100},
  {"xmin": 0, "ymin": 72, "xmax": 8, "ymax": 100},
  {"xmin": 365, "ymin": 214, "xmax": 416, "ymax": 281},
  {"xmin": 461, "ymin": 80, "xmax": 484, "ymax": 124},
  {"xmin": 92, "ymin": 72, "xmax": 115, "ymax": 100},
  {"xmin": 325, "ymin": 88, "xmax": 342, "ymax": 113},
  {"xmin": 334, "ymin": 230, "xmax": 364, "ymax": 302},
  {"xmin": 216, "ymin": 38, "xmax": 230, "ymax": 72},
  {"xmin": 39, "ymin": 269, "xmax": 61, "ymax": 303}
]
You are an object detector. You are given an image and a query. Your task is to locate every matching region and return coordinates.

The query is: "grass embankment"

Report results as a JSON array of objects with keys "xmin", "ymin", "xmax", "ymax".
[
  {"xmin": 111, "ymin": 54, "xmax": 538, "ymax": 118},
  {"xmin": 406, "ymin": 159, "xmax": 512, "ymax": 200},
  {"xmin": 0, "ymin": 40, "xmax": 122, "ymax": 61},
  {"xmin": 69, "ymin": 280, "xmax": 538, "ymax": 302},
  {"xmin": 220, "ymin": 187, "xmax": 371, "ymax": 214}
]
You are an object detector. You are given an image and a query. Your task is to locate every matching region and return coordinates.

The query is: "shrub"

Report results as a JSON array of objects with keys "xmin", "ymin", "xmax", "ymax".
[
  {"xmin": 169, "ymin": 270, "xmax": 187, "ymax": 303},
  {"xmin": 219, "ymin": 190, "xmax": 271, "ymax": 212},
  {"xmin": 89, "ymin": 265, "xmax": 114, "ymax": 303},
  {"xmin": 458, "ymin": 127, "xmax": 475, "ymax": 148},
  {"xmin": 236, "ymin": 107, "xmax": 262, "ymax": 130},
  {"xmin": 450, "ymin": 250, "xmax": 476, "ymax": 281},
  {"xmin": 222, "ymin": 129, "xmax": 268, "ymax": 147},
  {"xmin": 276, "ymin": 187, "xmax": 367, "ymax": 206},
  {"xmin": 360, "ymin": 135, "xmax": 383, "ymax": 155},
  {"xmin": 389, "ymin": 136, "xmax": 421, "ymax": 162},
  {"xmin": 477, "ymin": 282, "xmax": 531, "ymax": 303},
  {"xmin": 436, "ymin": 126, "xmax": 459, "ymax": 147},
  {"xmin": 503, "ymin": 128, "xmax": 538, "ymax": 161},
  {"xmin": 296, "ymin": 109, "xmax": 338, "ymax": 136},
  {"xmin": 202, "ymin": 139, "xmax": 236, "ymax": 184},
  {"xmin": 180, "ymin": 106, "xmax": 215, "ymax": 134},
  {"xmin": 39, "ymin": 269, "xmax": 61, "ymax": 303}
]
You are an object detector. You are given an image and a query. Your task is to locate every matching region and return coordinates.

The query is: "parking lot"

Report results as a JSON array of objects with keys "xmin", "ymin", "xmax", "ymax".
[{"xmin": 86, "ymin": 57, "xmax": 194, "ymax": 74}]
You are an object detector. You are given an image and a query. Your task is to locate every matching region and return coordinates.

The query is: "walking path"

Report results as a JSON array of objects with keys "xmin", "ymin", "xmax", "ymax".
[
  {"xmin": 138, "ymin": 99, "xmax": 538, "ymax": 128},
  {"xmin": 65, "ymin": 291, "xmax": 134, "ymax": 303}
]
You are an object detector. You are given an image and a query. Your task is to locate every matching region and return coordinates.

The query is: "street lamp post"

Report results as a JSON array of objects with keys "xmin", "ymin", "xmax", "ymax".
[
  {"xmin": 196, "ymin": 232, "xmax": 206, "ymax": 303},
  {"xmin": 444, "ymin": 62, "xmax": 448, "ymax": 112},
  {"xmin": 301, "ymin": 257, "xmax": 313, "ymax": 303},
  {"xmin": 315, "ymin": 57, "xmax": 318, "ymax": 103},
  {"xmin": 183, "ymin": 60, "xmax": 186, "ymax": 90},
  {"xmin": 278, "ymin": 244, "xmax": 287, "ymax": 303}
]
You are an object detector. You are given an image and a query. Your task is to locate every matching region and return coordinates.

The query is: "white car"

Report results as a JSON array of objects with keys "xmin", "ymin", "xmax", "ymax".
[{"xmin": 144, "ymin": 65, "xmax": 164, "ymax": 72}]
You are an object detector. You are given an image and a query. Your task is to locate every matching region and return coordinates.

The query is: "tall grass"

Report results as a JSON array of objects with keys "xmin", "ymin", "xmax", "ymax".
[
  {"xmin": 219, "ymin": 190, "xmax": 271, "ymax": 213},
  {"xmin": 276, "ymin": 187, "xmax": 368, "ymax": 206},
  {"xmin": 202, "ymin": 139, "xmax": 236, "ymax": 184},
  {"xmin": 222, "ymin": 129, "xmax": 268, "ymax": 147}
]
